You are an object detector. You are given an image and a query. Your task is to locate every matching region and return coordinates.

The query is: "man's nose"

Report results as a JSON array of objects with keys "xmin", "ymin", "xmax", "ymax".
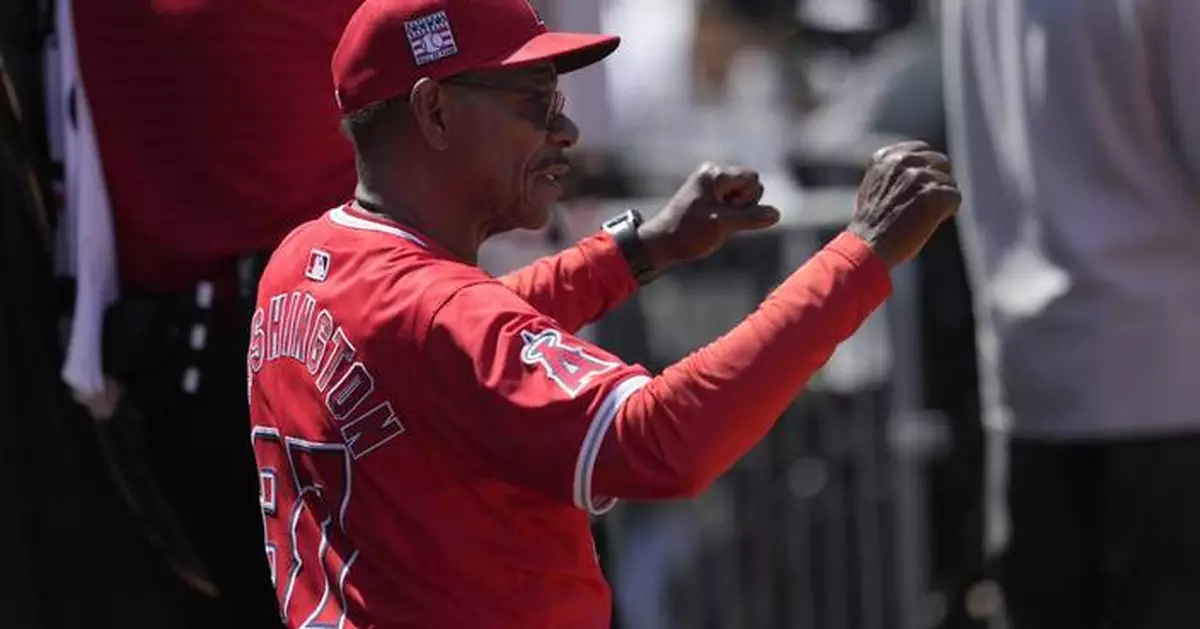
[{"xmin": 548, "ymin": 112, "xmax": 580, "ymax": 149}]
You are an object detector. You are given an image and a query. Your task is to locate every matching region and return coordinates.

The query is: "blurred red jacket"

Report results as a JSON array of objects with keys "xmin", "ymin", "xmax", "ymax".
[{"xmin": 73, "ymin": 0, "xmax": 361, "ymax": 291}]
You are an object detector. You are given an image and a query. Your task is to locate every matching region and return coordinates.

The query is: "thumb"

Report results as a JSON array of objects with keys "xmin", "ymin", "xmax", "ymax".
[{"xmin": 713, "ymin": 204, "xmax": 781, "ymax": 232}]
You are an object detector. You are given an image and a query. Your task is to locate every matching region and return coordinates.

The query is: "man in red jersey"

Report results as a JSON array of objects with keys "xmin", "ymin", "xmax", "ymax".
[{"xmin": 246, "ymin": 0, "xmax": 960, "ymax": 627}]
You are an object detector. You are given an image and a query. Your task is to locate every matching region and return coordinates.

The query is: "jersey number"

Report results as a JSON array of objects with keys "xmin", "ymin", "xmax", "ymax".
[{"xmin": 253, "ymin": 427, "xmax": 358, "ymax": 628}]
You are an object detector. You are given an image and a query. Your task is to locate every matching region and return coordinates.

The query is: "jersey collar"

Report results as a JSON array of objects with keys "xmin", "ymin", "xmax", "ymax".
[{"xmin": 328, "ymin": 202, "xmax": 430, "ymax": 249}]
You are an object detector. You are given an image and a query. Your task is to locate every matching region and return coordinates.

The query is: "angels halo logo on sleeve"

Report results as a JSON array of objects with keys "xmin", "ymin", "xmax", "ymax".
[{"xmin": 519, "ymin": 328, "xmax": 618, "ymax": 397}]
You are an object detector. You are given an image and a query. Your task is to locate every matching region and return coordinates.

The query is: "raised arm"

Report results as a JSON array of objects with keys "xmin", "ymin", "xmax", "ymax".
[
  {"xmin": 500, "ymin": 167, "xmax": 783, "ymax": 332},
  {"xmin": 592, "ymin": 141, "xmax": 959, "ymax": 502},
  {"xmin": 497, "ymin": 231, "xmax": 637, "ymax": 333},
  {"xmin": 417, "ymin": 142, "xmax": 957, "ymax": 510}
]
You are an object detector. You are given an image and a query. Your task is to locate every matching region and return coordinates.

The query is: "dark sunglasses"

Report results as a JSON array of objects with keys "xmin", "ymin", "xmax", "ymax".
[{"xmin": 441, "ymin": 78, "xmax": 565, "ymax": 130}]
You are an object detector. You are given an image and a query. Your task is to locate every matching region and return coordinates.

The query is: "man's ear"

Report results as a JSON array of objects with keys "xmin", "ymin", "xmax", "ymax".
[{"xmin": 409, "ymin": 78, "xmax": 451, "ymax": 151}]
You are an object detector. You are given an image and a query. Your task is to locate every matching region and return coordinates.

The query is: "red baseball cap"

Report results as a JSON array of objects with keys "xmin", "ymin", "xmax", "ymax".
[{"xmin": 332, "ymin": 0, "xmax": 621, "ymax": 114}]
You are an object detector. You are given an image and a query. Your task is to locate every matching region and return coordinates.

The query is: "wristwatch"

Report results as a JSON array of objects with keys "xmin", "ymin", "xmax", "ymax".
[{"xmin": 602, "ymin": 209, "xmax": 659, "ymax": 286}]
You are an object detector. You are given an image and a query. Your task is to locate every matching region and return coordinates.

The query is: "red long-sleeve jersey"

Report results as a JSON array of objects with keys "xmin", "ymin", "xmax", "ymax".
[{"xmin": 247, "ymin": 202, "xmax": 890, "ymax": 628}]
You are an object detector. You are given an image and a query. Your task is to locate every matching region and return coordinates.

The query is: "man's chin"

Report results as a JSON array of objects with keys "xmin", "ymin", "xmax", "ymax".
[
  {"xmin": 517, "ymin": 203, "xmax": 553, "ymax": 231},
  {"xmin": 482, "ymin": 207, "xmax": 550, "ymax": 239}
]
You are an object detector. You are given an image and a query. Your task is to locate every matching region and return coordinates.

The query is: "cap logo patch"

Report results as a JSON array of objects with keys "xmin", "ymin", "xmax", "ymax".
[{"xmin": 404, "ymin": 10, "xmax": 458, "ymax": 66}]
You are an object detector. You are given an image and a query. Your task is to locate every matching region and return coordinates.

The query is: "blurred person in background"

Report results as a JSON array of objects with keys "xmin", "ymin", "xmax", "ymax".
[
  {"xmin": 5, "ymin": 1, "xmax": 266, "ymax": 626},
  {"xmin": 943, "ymin": 1, "xmax": 1200, "ymax": 627},
  {"xmin": 56, "ymin": 0, "xmax": 363, "ymax": 625}
]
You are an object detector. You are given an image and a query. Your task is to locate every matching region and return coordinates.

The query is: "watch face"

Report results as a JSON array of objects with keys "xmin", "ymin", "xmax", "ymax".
[{"xmin": 603, "ymin": 210, "xmax": 637, "ymax": 233}]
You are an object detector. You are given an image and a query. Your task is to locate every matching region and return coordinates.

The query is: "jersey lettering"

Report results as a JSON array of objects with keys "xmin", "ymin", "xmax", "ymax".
[
  {"xmin": 342, "ymin": 401, "xmax": 404, "ymax": 459},
  {"xmin": 326, "ymin": 362, "xmax": 375, "ymax": 421},
  {"xmin": 281, "ymin": 292, "xmax": 303, "ymax": 363},
  {"xmin": 316, "ymin": 327, "xmax": 356, "ymax": 393},
  {"xmin": 268, "ymin": 293, "xmax": 288, "ymax": 361},
  {"xmin": 288, "ymin": 293, "xmax": 318, "ymax": 362},
  {"xmin": 249, "ymin": 308, "xmax": 266, "ymax": 374},
  {"xmin": 306, "ymin": 309, "xmax": 334, "ymax": 375},
  {"xmin": 248, "ymin": 307, "xmax": 266, "ymax": 400},
  {"xmin": 251, "ymin": 291, "xmax": 407, "ymax": 463},
  {"xmin": 253, "ymin": 427, "xmax": 359, "ymax": 629},
  {"xmin": 520, "ymin": 328, "xmax": 618, "ymax": 397}
]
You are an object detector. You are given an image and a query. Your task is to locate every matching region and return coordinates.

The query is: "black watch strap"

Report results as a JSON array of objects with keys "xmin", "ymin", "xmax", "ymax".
[{"xmin": 602, "ymin": 210, "xmax": 659, "ymax": 286}]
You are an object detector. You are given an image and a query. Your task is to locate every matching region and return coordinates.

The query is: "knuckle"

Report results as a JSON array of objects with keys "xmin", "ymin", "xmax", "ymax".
[{"xmin": 887, "ymin": 149, "xmax": 913, "ymax": 167}]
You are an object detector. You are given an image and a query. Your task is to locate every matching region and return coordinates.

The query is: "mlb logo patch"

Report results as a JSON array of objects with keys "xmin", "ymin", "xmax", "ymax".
[
  {"xmin": 405, "ymin": 10, "xmax": 458, "ymax": 66},
  {"xmin": 305, "ymin": 249, "xmax": 331, "ymax": 282}
]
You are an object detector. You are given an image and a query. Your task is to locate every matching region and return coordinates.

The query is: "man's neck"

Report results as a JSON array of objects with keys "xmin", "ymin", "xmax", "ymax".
[{"xmin": 354, "ymin": 181, "xmax": 485, "ymax": 265}]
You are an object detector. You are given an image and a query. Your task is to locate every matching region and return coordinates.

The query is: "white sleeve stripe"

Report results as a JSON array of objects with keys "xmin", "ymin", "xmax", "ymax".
[{"xmin": 573, "ymin": 374, "xmax": 651, "ymax": 515}]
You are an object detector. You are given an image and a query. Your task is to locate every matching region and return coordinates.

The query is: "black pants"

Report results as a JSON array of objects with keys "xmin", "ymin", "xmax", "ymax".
[
  {"xmin": 108, "ymin": 280, "xmax": 281, "ymax": 628},
  {"xmin": 992, "ymin": 434, "xmax": 1200, "ymax": 629}
]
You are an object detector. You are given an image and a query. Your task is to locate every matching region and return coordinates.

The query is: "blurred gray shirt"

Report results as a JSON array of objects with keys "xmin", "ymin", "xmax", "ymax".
[{"xmin": 942, "ymin": 0, "xmax": 1200, "ymax": 438}]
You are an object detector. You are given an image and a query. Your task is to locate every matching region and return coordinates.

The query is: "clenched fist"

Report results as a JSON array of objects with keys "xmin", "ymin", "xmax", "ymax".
[
  {"xmin": 638, "ymin": 163, "xmax": 782, "ymax": 271},
  {"xmin": 850, "ymin": 141, "xmax": 961, "ymax": 267}
]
